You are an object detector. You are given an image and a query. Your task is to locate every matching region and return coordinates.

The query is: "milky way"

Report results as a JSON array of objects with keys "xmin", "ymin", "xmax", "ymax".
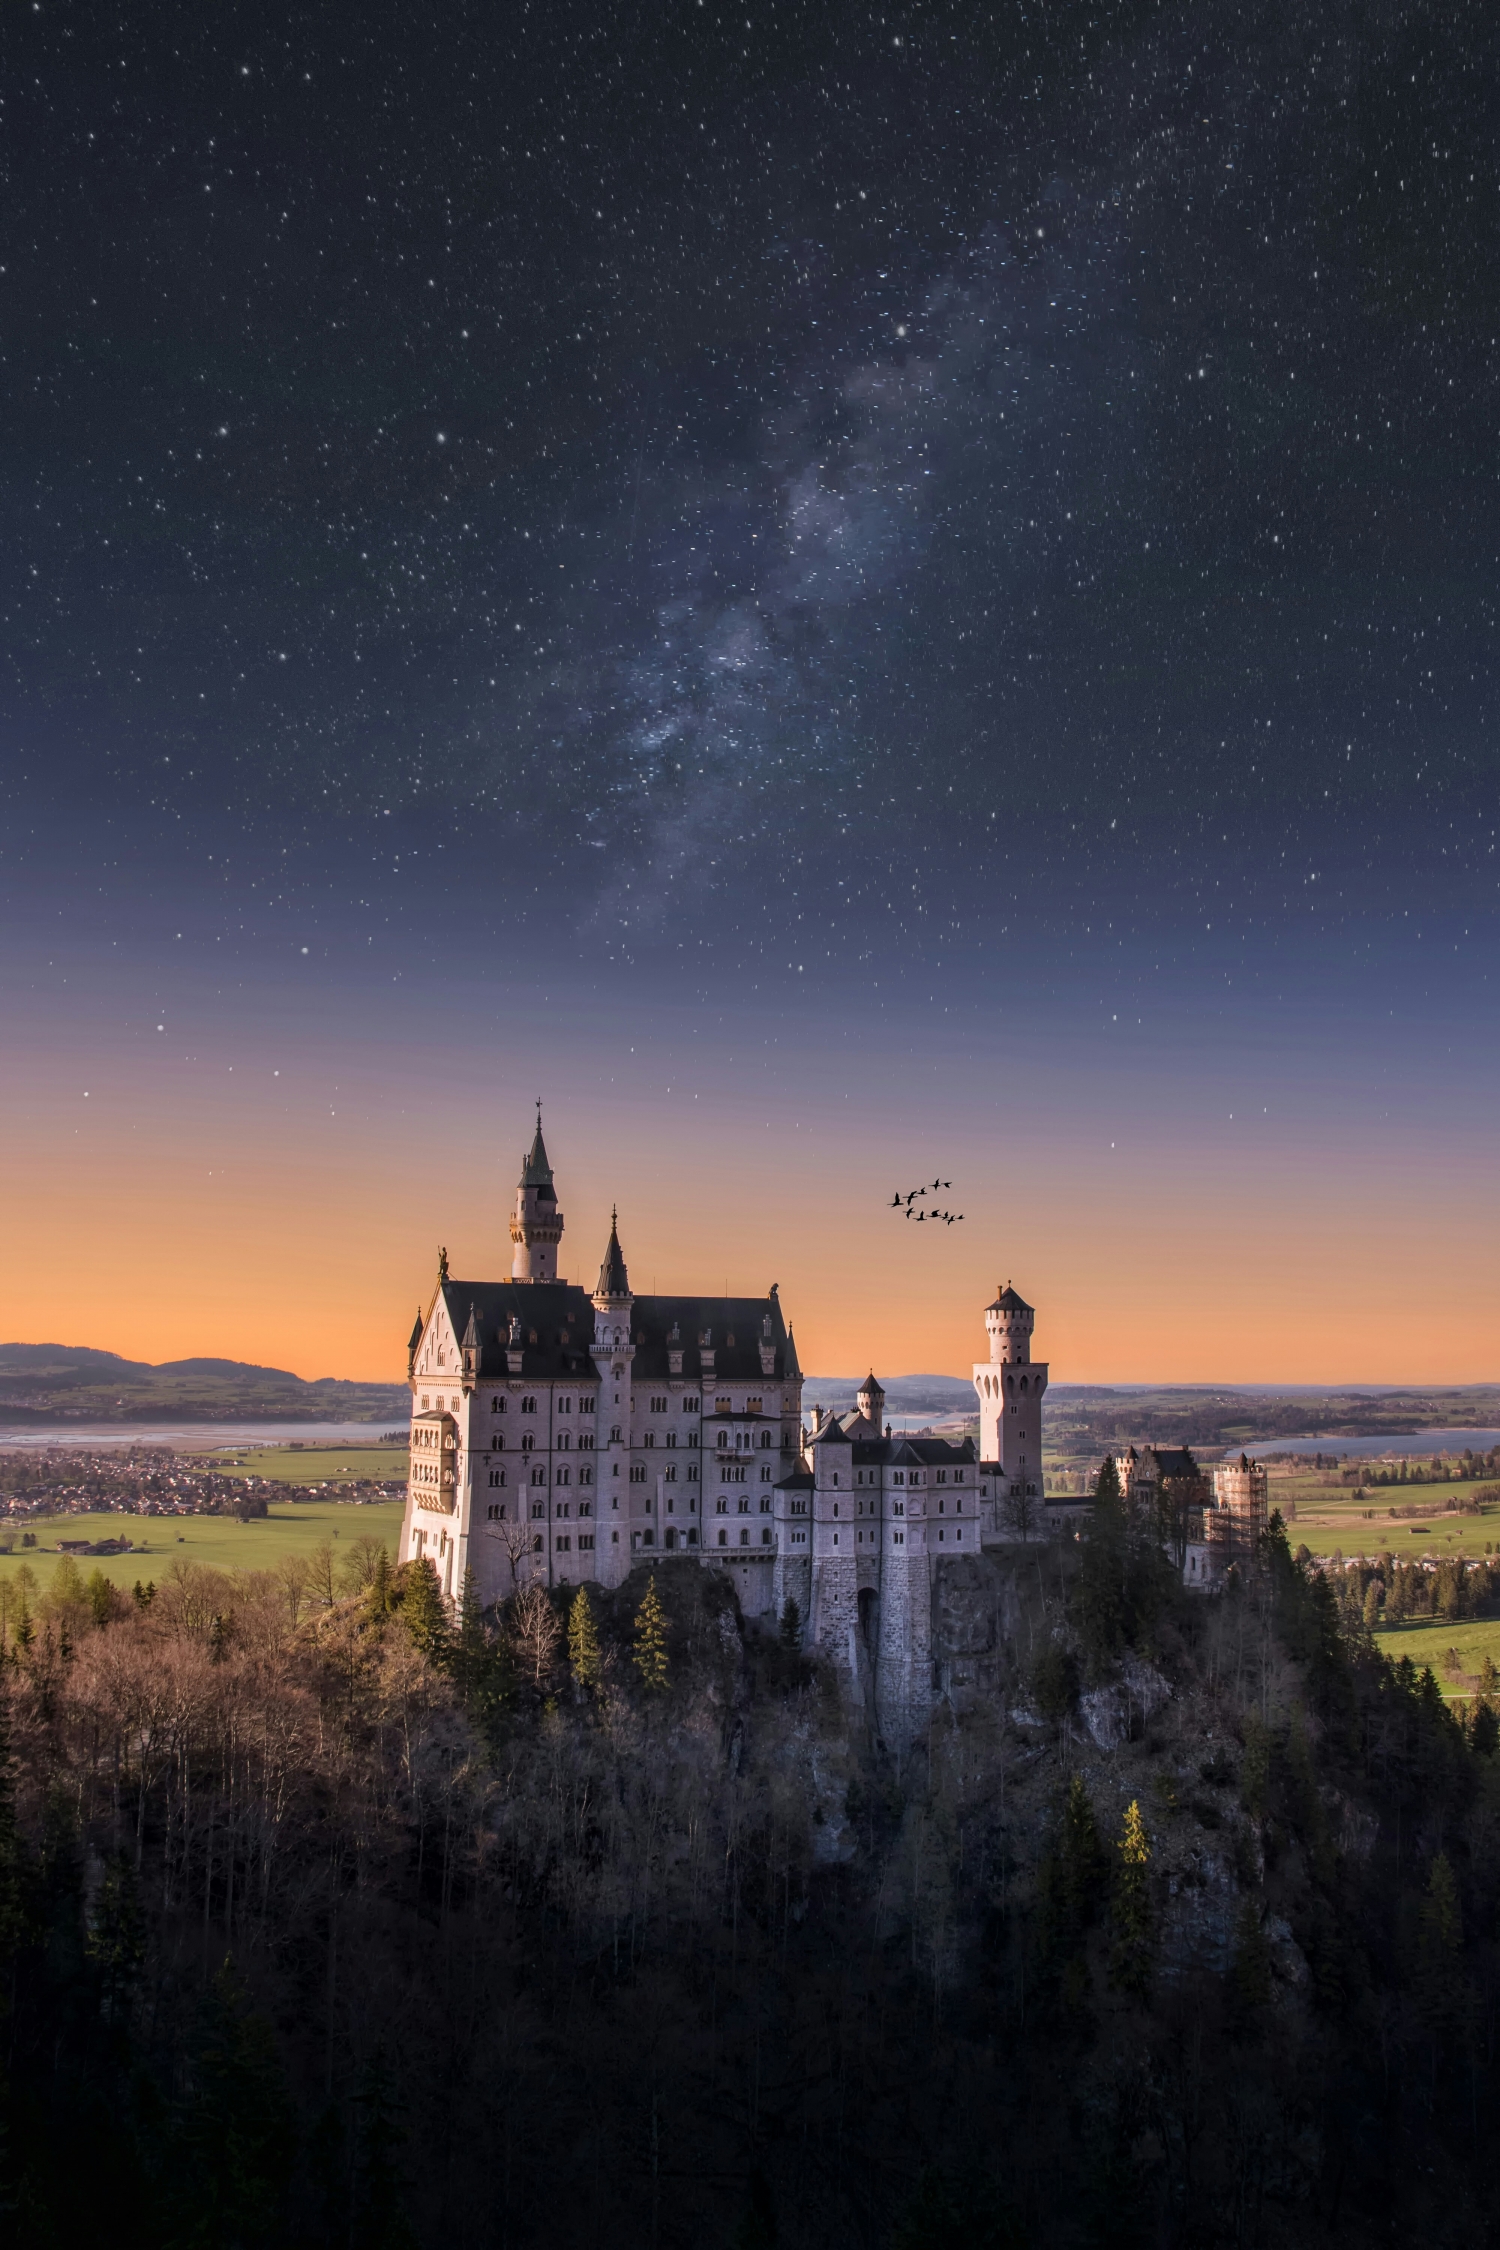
[{"xmin": 3, "ymin": 0, "xmax": 1496, "ymax": 976}]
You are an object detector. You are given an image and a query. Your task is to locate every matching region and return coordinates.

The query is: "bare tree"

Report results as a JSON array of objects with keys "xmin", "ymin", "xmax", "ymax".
[
  {"xmin": 487, "ymin": 1511, "xmax": 535, "ymax": 1593},
  {"xmin": 305, "ymin": 1541, "xmax": 338, "ymax": 1610},
  {"xmin": 510, "ymin": 1581, "xmax": 561, "ymax": 1689},
  {"xmin": 1001, "ymin": 1480, "xmax": 1042, "ymax": 1542}
]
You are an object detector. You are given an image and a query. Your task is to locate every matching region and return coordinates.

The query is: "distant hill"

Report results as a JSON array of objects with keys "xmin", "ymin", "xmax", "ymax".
[{"xmin": 0, "ymin": 1343, "xmax": 407, "ymax": 1426}]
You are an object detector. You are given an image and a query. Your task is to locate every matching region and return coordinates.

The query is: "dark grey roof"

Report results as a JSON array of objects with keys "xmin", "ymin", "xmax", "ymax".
[
  {"xmin": 595, "ymin": 1211, "xmax": 630, "ymax": 1300},
  {"xmin": 849, "ymin": 1435, "xmax": 976, "ymax": 1467},
  {"xmin": 775, "ymin": 1469, "xmax": 815, "ymax": 1491},
  {"xmin": 520, "ymin": 1117, "xmax": 554, "ymax": 1189},
  {"xmin": 987, "ymin": 1283, "xmax": 1033, "ymax": 1314},
  {"xmin": 858, "ymin": 1371, "xmax": 886, "ymax": 1395},
  {"xmin": 407, "ymin": 1308, "xmax": 424, "ymax": 1351},
  {"xmin": 810, "ymin": 1416, "xmax": 851, "ymax": 1447},
  {"xmin": 430, "ymin": 1280, "xmax": 795, "ymax": 1382}
]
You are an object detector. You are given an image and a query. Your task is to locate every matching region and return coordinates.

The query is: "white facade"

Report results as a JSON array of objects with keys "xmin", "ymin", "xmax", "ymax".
[{"xmin": 398, "ymin": 1120, "xmax": 1048, "ymax": 1732}]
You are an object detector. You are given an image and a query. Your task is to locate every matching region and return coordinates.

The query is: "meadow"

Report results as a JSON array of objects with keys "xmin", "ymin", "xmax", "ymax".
[
  {"xmin": 0, "ymin": 1496, "xmax": 406, "ymax": 1591},
  {"xmin": 1371, "ymin": 1612, "xmax": 1500, "ymax": 1698},
  {"xmin": 209, "ymin": 1442, "xmax": 409, "ymax": 1484},
  {"xmin": 1270, "ymin": 1472, "xmax": 1500, "ymax": 1562}
]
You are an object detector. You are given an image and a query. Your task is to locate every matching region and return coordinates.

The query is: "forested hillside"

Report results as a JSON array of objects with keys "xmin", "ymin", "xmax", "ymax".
[{"xmin": 1, "ymin": 1507, "xmax": 1497, "ymax": 2248}]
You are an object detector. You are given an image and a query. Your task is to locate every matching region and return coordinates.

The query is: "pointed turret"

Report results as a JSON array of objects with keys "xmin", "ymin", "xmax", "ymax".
[
  {"xmin": 510, "ymin": 1102, "xmax": 565, "ymax": 1281},
  {"xmin": 784, "ymin": 1324, "xmax": 802, "ymax": 1379},
  {"xmin": 856, "ymin": 1371, "xmax": 885, "ymax": 1426},
  {"xmin": 594, "ymin": 1207, "xmax": 631, "ymax": 1305},
  {"xmin": 407, "ymin": 1307, "xmax": 424, "ymax": 1377},
  {"xmin": 461, "ymin": 1303, "xmax": 482, "ymax": 1390}
]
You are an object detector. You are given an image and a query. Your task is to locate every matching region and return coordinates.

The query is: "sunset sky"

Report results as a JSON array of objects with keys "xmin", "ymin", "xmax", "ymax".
[{"xmin": 2, "ymin": 0, "xmax": 1496, "ymax": 1387}]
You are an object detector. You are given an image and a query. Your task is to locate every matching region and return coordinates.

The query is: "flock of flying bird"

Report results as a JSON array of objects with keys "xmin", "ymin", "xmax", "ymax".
[{"xmin": 890, "ymin": 1179, "xmax": 965, "ymax": 1226}]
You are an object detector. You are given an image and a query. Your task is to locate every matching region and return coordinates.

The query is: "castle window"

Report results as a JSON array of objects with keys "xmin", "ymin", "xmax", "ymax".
[
  {"xmin": 630, "ymin": 1464, "xmax": 646, "ymax": 1483},
  {"xmin": 578, "ymin": 1434, "xmax": 595, "ymax": 1451},
  {"xmin": 578, "ymin": 1535, "xmax": 595, "ymax": 1551},
  {"xmin": 760, "ymin": 1466, "xmax": 771, "ymax": 1482},
  {"xmin": 665, "ymin": 1464, "xmax": 677, "ymax": 1482},
  {"xmin": 531, "ymin": 1467, "xmax": 547, "ymax": 1486},
  {"xmin": 580, "ymin": 1467, "xmax": 593, "ymax": 1486},
  {"xmin": 486, "ymin": 1503, "xmax": 505, "ymax": 1521},
  {"xmin": 687, "ymin": 1466, "xmax": 699, "ymax": 1482},
  {"xmin": 738, "ymin": 1499, "xmax": 749, "ymax": 1515},
  {"xmin": 717, "ymin": 1431, "xmax": 729, "ymax": 1449},
  {"xmin": 650, "ymin": 1395, "xmax": 667, "ymax": 1413},
  {"xmin": 421, "ymin": 1396, "xmax": 430, "ymax": 1412},
  {"xmin": 556, "ymin": 1431, "xmax": 570, "ymax": 1450},
  {"xmin": 557, "ymin": 1467, "xmax": 571, "ymax": 1486},
  {"xmin": 687, "ymin": 1529, "xmax": 698, "ymax": 1546},
  {"xmin": 759, "ymin": 1497, "xmax": 771, "ymax": 1514},
  {"xmin": 739, "ymin": 1529, "xmax": 749, "ymax": 1546},
  {"xmin": 644, "ymin": 1432, "xmax": 655, "ymax": 1448},
  {"xmin": 761, "ymin": 1528, "xmax": 772, "ymax": 1544},
  {"xmin": 488, "ymin": 1470, "xmax": 506, "ymax": 1489},
  {"xmin": 688, "ymin": 1433, "xmax": 699, "ymax": 1449},
  {"xmin": 580, "ymin": 1396, "xmax": 595, "ymax": 1413},
  {"xmin": 522, "ymin": 1395, "xmax": 537, "ymax": 1413},
  {"xmin": 717, "ymin": 1529, "xmax": 727, "ymax": 1546},
  {"xmin": 936, "ymin": 1471, "xmax": 947, "ymax": 1485},
  {"xmin": 532, "ymin": 1535, "xmax": 543, "ymax": 1552},
  {"xmin": 531, "ymin": 1503, "xmax": 545, "ymax": 1520},
  {"xmin": 491, "ymin": 1434, "xmax": 504, "ymax": 1452},
  {"xmin": 893, "ymin": 1472, "xmax": 904, "ymax": 1486},
  {"xmin": 556, "ymin": 1535, "xmax": 570, "ymax": 1552},
  {"xmin": 716, "ymin": 1499, "xmax": 727, "ymax": 1515},
  {"xmin": 491, "ymin": 1396, "xmax": 506, "ymax": 1414},
  {"xmin": 642, "ymin": 1528, "xmax": 655, "ymax": 1546},
  {"xmin": 894, "ymin": 1532, "xmax": 904, "ymax": 1545},
  {"xmin": 579, "ymin": 1502, "xmax": 592, "ymax": 1519},
  {"xmin": 684, "ymin": 1397, "xmax": 699, "ymax": 1412},
  {"xmin": 521, "ymin": 1434, "xmax": 535, "ymax": 1454},
  {"xmin": 558, "ymin": 1397, "xmax": 572, "ymax": 1413},
  {"xmin": 666, "ymin": 1431, "xmax": 677, "ymax": 1449}
]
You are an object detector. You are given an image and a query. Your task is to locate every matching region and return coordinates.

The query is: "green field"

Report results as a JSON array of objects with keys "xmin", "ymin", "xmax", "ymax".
[
  {"xmin": 0, "ymin": 1498, "xmax": 406, "ymax": 1591},
  {"xmin": 1274, "ymin": 1476, "xmax": 1500, "ymax": 1563},
  {"xmin": 208, "ymin": 1444, "xmax": 409, "ymax": 1484},
  {"xmin": 1373, "ymin": 1614, "xmax": 1500, "ymax": 1699}
]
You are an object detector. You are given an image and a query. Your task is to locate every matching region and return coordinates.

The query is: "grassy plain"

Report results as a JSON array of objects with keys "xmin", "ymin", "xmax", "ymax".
[
  {"xmin": 207, "ymin": 1444, "xmax": 409, "ymax": 1484},
  {"xmin": 1372, "ymin": 1614, "xmax": 1500, "ymax": 1698},
  {"xmin": 0, "ymin": 1499, "xmax": 406, "ymax": 1591},
  {"xmin": 1271, "ymin": 1473, "xmax": 1500, "ymax": 1562}
]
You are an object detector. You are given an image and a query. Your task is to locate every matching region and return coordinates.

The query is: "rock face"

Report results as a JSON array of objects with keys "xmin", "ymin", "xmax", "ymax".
[
  {"xmin": 1079, "ymin": 1655, "xmax": 1173, "ymax": 1750},
  {"xmin": 929, "ymin": 1551, "xmax": 1033, "ymax": 1708}
]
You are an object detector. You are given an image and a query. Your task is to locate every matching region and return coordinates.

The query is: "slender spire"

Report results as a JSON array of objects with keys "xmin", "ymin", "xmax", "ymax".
[
  {"xmin": 784, "ymin": 1324, "xmax": 802, "ymax": 1379},
  {"xmin": 595, "ymin": 1206, "xmax": 631, "ymax": 1302},
  {"xmin": 407, "ymin": 1307, "xmax": 424, "ymax": 1352},
  {"xmin": 461, "ymin": 1303, "xmax": 481, "ymax": 1352},
  {"xmin": 521, "ymin": 1102, "xmax": 554, "ymax": 1188}
]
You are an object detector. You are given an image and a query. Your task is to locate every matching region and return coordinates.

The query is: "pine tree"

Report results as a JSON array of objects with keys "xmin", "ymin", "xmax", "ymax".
[
  {"xmin": 451, "ymin": 1568, "xmax": 506, "ymax": 1720},
  {"xmin": 85, "ymin": 1569, "xmax": 114, "ymax": 1629},
  {"xmin": 779, "ymin": 1598, "xmax": 801, "ymax": 1649},
  {"xmin": 567, "ymin": 1586, "xmax": 602, "ymax": 1692},
  {"xmin": 364, "ymin": 1544, "xmax": 396, "ymax": 1624},
  {"xmin": 399, "ymin": 1556, "xmax": 451, "ymax": 1661},
  {"xmin": 1107, "ymin": 1800, "xmax": 1154, "ymax": 1999},
  {"xmin": 1078, "ymin": 1456, "xmax": 1127, "ymax": 1671},
  {"xmin": 0, "ymin": 1693, "xmax": 26, "ymax": 1964},
  {"xmin": 632, "ymin": 1576, "xmax": 669, "ymax": 1693},
  {"xmin": 1039, "ymin": 1772, "xmax": 1106, "ymax": 2001}
]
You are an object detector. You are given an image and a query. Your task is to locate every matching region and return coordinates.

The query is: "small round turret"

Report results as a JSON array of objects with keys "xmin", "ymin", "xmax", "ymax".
[{"xmin": 984, "ymin": 1281, "xmax": 1034, "ymax": 1365}]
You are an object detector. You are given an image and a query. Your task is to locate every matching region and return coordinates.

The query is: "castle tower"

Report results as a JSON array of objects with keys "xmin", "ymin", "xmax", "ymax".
[
  {"xmin": 510, "ymin": 1107, "xmax": 564, "ymax": 1282},
  {"xmin": 592, "ymin": 1211, "xmax": 635, "ymax": 1533},
  {"xmin": 973, "ymin": 1282, "xmax": 1048, "ymax": 1504},
  {"xmin": 855, "ymin": 1372, "xmax": 886, "ymax": 1433}
]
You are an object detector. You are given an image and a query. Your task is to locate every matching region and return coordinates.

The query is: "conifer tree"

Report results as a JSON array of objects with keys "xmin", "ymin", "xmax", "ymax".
[
  {"xmin": 400, "ymin": 1556, "xmax": 450, "ymax": 1661},
  {"xmin": 779, "ymin": 1598, "xmax": 801, "ymax": 1649},
  {"xmin": 1078, "ymin": 1456, "xmax": 1127, "ymax": 1671},
  {"xmin": 1107, "ymin": 1799, "xmax": 1155, "ymax": 1999},
  {"xmin": 451, "ymin": 1567, "xmax": 506, "ymax": 1720},
  {"xmin": 632, "ymin": 1575, "xmax": 669, "ymax": 1693},
  {"xmin": 567, "ymin": 1585, "xmax": 602, "ymax": 1692},
  {"xmin": 364, "ymin": 1544, "xmax": 396, "ymax": 1624}
]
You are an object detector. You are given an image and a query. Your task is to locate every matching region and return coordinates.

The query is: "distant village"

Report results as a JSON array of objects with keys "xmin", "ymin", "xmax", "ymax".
[{"xmin": 0, "ymin": 1446, "xmax": 404, "ymax": 1552}]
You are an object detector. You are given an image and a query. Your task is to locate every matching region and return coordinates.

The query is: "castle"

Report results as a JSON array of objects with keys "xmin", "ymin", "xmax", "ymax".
[{"xmin": 398, "ymin": 1117, "xmax": 1051, "ymax": 1730}]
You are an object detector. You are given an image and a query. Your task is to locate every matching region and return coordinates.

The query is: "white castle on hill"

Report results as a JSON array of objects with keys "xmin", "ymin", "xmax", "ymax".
[{"xmin": 400, "ymin": 1117, "xmax": 1051, "ymax": 1729}]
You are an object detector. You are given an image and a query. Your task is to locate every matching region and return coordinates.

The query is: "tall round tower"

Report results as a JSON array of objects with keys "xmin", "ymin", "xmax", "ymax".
[
  {"xmin": 510, "ymin": 1107, "xmax": 564, "ymax": 1282},
  {"xmin": 984, "ymin": 1283, "xmax": 1034, "ymax": 1365},
  {"xmin": 972, "ymin": 1282, "xmax": 1048, "ymax": 1502}
]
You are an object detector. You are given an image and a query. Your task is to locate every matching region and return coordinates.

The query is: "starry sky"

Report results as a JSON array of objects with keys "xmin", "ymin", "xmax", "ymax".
[{"xmin": 2, "ymin": 0, "xmax": 1496, "ymax": 1384}]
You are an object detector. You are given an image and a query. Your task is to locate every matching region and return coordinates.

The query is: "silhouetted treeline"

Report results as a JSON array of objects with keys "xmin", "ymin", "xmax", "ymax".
[{"xmin": 2, "ymin": 1512, "xmax": 1499, "ymax": 2249}]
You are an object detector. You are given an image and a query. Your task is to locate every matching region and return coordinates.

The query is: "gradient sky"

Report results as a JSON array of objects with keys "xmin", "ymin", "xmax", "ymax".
[{"xmin": 2, "ymin": 0, "xmax": 1496, "ymax": 1386}]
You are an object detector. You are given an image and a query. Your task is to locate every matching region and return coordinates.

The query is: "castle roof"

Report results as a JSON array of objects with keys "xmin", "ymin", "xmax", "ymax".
[
  {"xmin": 520, "ymin": 1114, "xmax": 554, "ymax": 1190},
  {"xmin": 595, "ymin": 1210, "xmax": 630, "ymax": 1300},
  {"xmin": 425, "ymin": 1279, "xmax": 796, "ymax": 1383},
  {"xmin": 848, "ymin": 1434, "xmax": 977, "ymax": 1466},
  {"xmin": 987, "ymin": 1283, "xmax": 1033, "ymax": 1314},
  {"xmin": 858, "ymin": 1371, "xmax": 886, "ymax": 1396}
]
